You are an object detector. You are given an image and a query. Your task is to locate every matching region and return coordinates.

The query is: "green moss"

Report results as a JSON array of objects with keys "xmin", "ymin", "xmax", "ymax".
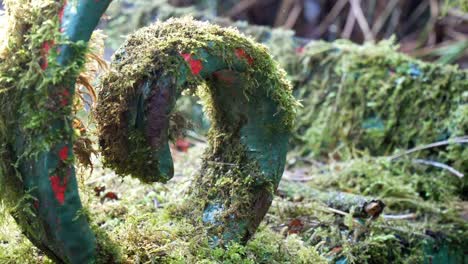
[
  {"xmin": 96, "ymin": 17, "xmax": 296, "ymax": 176},
  {"xmin": 443, "ymin": 0, "xmax": 468, "ymax": 12},
  {"xmin": 293, "ymin": 40, "xmax": 467, "ymax": 175},
  {"xmin": 0, "ymin": 0, "xmax": 63, "ymax": 215}
]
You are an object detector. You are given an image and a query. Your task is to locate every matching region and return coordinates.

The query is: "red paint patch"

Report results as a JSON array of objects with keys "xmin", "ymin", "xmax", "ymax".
[
  {"xmin": 58, "ymin": 1, "xmax": 67, "ymax": 23},
  {"xmin": 295, "ymin": 46, "xmax": 305, "ymax": 54},
  {"xmin": 49, "ymin": 175, "xmax": 67, "ymax": 205},
  {"xmin": 58, "ymin": 1, "xmax": 67, "ymax": 32},
  {"xmin": 60, "ymin": 90, "xmax": 70, "ymax": 106},
  {"xmin": 175, "ymin": 138, "xmax": 191, "ymax": 152},
  {"xmin": 42, "ymin": 41, "xmax": 53, "ymax": 53},
  {"xmin": 235, "ymin": 48, "xmax": 254, "ymax": 65},
  {"xmin": 40, "ymin": 41, "xmax": 54, "ymax": 70},
  {"xmin": 58, "ymin": 146, "xmax": 69, "ymax": 161},
  {"xmin": 180, "ymin": 53, "xmax": 203, "ymax": 75}
]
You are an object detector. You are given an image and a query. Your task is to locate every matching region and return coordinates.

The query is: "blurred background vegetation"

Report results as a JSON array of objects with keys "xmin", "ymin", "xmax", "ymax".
[
  {"xmin": 92, "ymin": 0, "xmax": 468, "ymax": 67},
  {"xmin": 2, "ymin": 0, "xmax": 465, "ymax": 65}
]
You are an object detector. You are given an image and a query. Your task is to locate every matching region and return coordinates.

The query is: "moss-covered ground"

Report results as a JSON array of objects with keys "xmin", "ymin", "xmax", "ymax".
[
  {"xmin": 1, "ymin": 140, "xmax": 326, "ymax": 263},
  {"xmin": 1, "ymin": 132, "xmax": 466, "ymax": 263}
]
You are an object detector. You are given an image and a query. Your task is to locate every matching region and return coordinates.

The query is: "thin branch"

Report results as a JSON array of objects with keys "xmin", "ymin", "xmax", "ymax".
[
  {"xmin": 371, "ymin": 0, "xmax": 399, "ymax": 36},
  {"xmin": 274, "ymin": 0, "xmax": 296, "ymax": 27},
  {"xmin": 225, "ymin": 0, "xmax": 259, "ymax": 17},
  {"xmin": 349, "ymin": 0, "xmax": 374, "ymax": 41},
  {"xmin": 412, "ymin": 159, "xmax": 464, "ymax": 178},
  {"xmin": 402, "ymin": 1, "xmax": 429, "ymax": 35},
  {"xmin": 427, "ymin": 0, "xmax": 439, "ymax": 46},
  {"xmin": 283, "ymin": 1, "xmax": 303, "ymax": 29},
  {"xmin": 409, "ymin": 40, "xmax": 467, "ymax": 57},
  {"xmin": 389, "ymin": 136, "xmax": 468, "ymax": 160},
  {"xmin": 312, "ymin": 0, "xmax": 348, "ymax": 37},
  {"xmin": 326, "ymin": 207, "xmax": 348, "ymax": 216},
  {"xmin": 382, "ymin": 213, "xmax": 417, "ymax": 220},
  {"xmin": 342, "ymin": 5, "xmax": 356, "ymax": 38},
  {"xmin": 376, "ymin": 224, "xmax": 432, "ymax": 239}
]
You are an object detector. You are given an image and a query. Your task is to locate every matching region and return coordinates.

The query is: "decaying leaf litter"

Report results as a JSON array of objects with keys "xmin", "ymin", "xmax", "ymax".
[{"xmin": 1, "ymin": 0, "xmax": 467, "ymax": 263}]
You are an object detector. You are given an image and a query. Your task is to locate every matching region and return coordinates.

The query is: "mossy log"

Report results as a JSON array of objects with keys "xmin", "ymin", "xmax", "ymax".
[
  {"xmin": 279, "ymin": 181, "xmax": 385, "ymax": 219},
  {"xmin": 0, "ymin": 1, "xmax": 112, "ymax": 263},
  {"xmin": 96, "ymin": 18, "xmax": 297, "ymax": 245},
  {"xmin": 295, "ymin": 41, "xmax": 467, "ymax": 165}
]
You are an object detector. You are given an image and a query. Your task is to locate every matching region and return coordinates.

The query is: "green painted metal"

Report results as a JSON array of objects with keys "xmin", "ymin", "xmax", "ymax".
[
  {"xmin": 423, "ymin": 241, "xmax": 468, "ymax": 264},
  {"xmin": 97, "ymin": 19, "xmax": 295, "ymax": 245},
  {"xmin": 9, "ymin": 1, "xmax": 111, "ymax": 263}
]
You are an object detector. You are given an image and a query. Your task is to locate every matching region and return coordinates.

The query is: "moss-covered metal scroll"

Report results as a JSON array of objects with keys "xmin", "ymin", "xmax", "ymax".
[
  {"xmin": 96, "ymin": 17, "xmax": 297, "ymax": 245},
  {"xmin": 0, "ymin": 1, "xmax": 112, "ymax": 263}
]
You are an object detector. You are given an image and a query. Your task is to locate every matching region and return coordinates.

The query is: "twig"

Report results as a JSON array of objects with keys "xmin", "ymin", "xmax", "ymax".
[
  {"xmin": 285, "ymin": 176, "xmax": 315, "ymax": 182},
  {"xmin": 382, "ymin": 213, "xmax": 417, "ymax": 220},
  {"xmin": 389, "ymin": 136, "xmax": 468, "ymax": 160},
  {"xmin": 279, "ymin": 182, "xmax": 385, "ymax": 218},
  {"xmin": 225, "ymin": 0, "xmax": 259, "ymax": 17},
  {"xmin": 312, "ymin": 0, "xmax": 348, "ymax": 37},
  {"xmin": 326, "ymin": 207, "xmax": 348, "ymax": 216},
  {"xmin": 376, "ymin": 224, "xmax": 431, "ymax": 239},
  {"xmin": 445, "ymin": 28, "xmax": 467, "ymax": 41},
  {"xmin": 402, "ymin": 1, "xmax": 429, "ymax": 35},
  {"xmin": 349, "ymin": 0, "xmax": 374, "ymax": 41},
  {"xmin": 412, "ymin": 159, "xmax": 464, "ymax": 178},
  {"xmin": 383, "ymin": 8, "xmax": 400, "ymax": 39},
  {"xmin": 371, "ymin": 0, "xmax": 399, "ymax": 36},
  {"xmin": 409, "ymin": 40, "xmax": 467, "ymax": 57},
  {"xmin": 274, "ymin": 0, "xmax": 295, "ymax": 27},
  {"xmin": 283, "ymin": 1, "xmax": 303, "ymax": 29},
  {"xmin": 427, "ymin": 0, "xmax": 439, "ymax": 46},
  {"xmin": 342, "ymin": 5, "xmax": 356, "ymax": 38},
  {"xmin": 322, "ymin": 207, "xmax": 366, "ymax": 226},
  {"xmin": 294, "ymin": 157, "xmax": 327, "ymax": 168}
]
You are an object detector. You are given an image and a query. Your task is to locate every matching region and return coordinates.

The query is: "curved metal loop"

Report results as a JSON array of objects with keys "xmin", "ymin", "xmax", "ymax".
[{"xmin": 97, "ymin": 18, "xmax": 295, "ymax": 244}]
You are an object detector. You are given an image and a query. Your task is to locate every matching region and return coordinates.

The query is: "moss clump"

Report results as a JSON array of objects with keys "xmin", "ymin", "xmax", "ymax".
[
  {"xmin": 303, "ymin": 157, "xmax": 461, "ymax": 207},
  {"xmin": 79, "ymin": 165, "xmax": 327, "ymax": 264},
  {"xmin": 293, "ymin": 40, "xmax": 467, "ymax": 172},
  {"xmin": 0, "ymin": 3, "xmax": 73, "ymax": 245},
  {"xmin": 443, "ymin": 0, "xmax": 468, "ymax": 12},
  {"xmin": 96, "ymin": 17, "xmax": 295, "ymax": 179}
]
